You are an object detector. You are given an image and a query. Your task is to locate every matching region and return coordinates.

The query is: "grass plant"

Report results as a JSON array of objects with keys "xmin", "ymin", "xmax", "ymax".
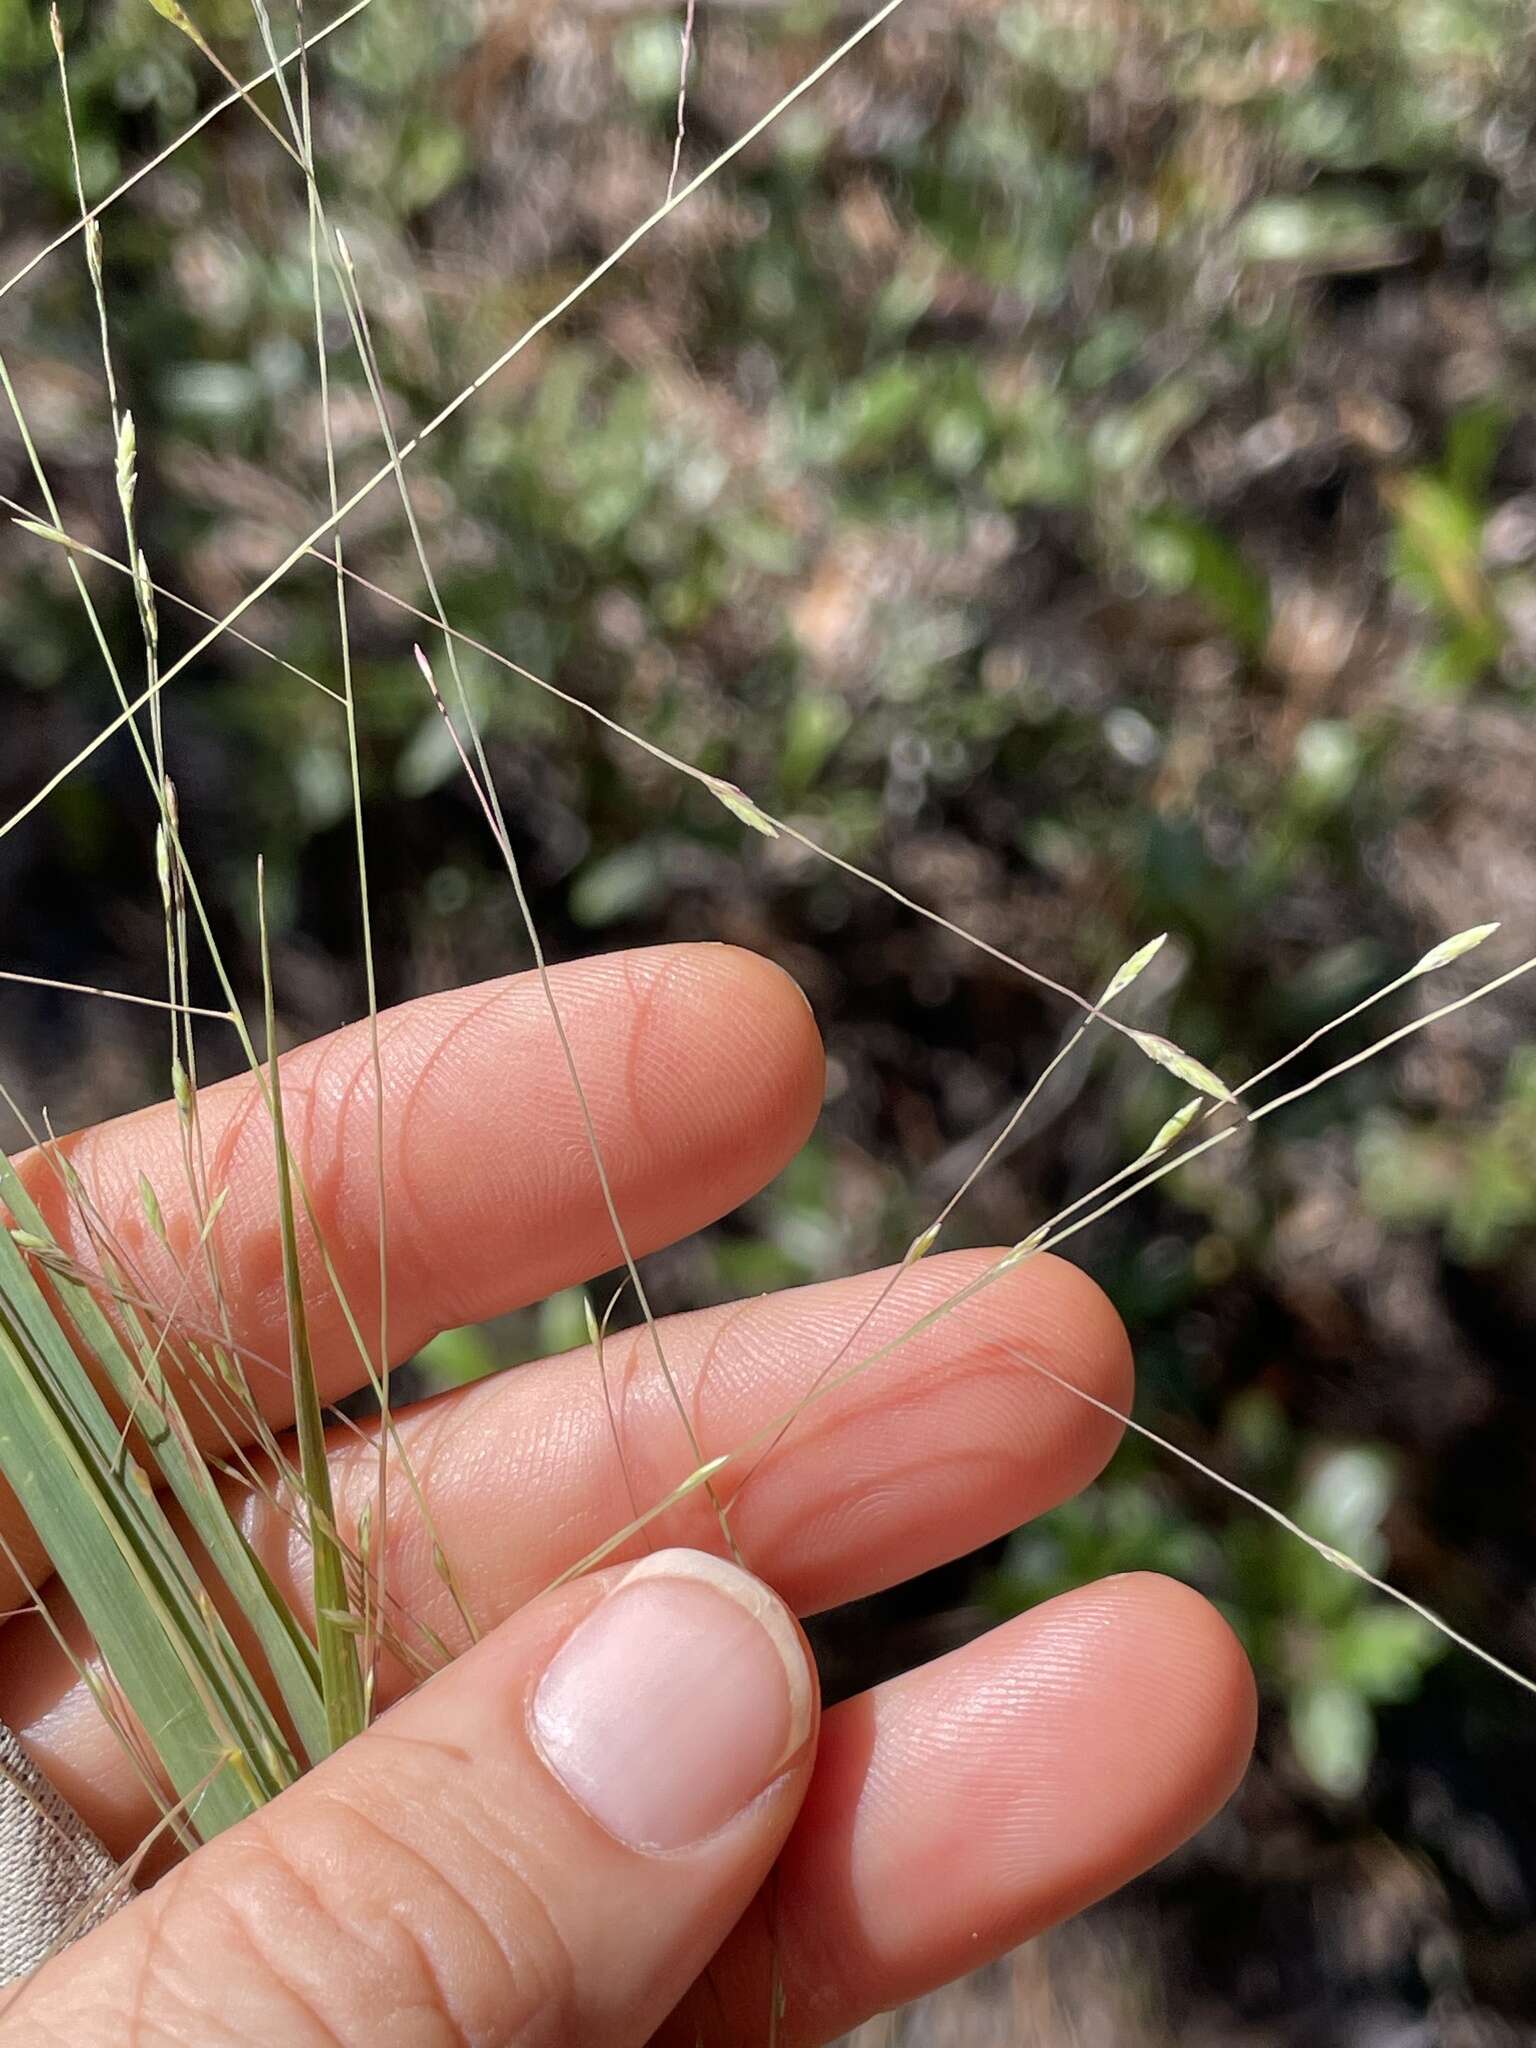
[{"xmin": 0, "ymin": 0, "xmax": 1531, "ymax": 2025}]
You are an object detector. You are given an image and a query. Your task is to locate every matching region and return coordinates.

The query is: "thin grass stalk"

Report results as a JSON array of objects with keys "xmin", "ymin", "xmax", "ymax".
[
  {"xmin": 999, "ymin": 1343, "xmax": 1536, "ymax": 1700},
  {"xmin": 665, "ymin": 0, "xmax": 699, "ymax": 205},
  {"xmin": 18, "ymin": 455, "xmax": 1226, "ymax": 1112},
  {"xmin": 13, "ymin": 1090, "xmax": 301, "ymax": 1494},
  {"xmin": 739, "ymin": 935, "xmax": 1168, "ymax": 1498},
  {"xmin": 541, "ymin": 945, "xmax": 1536, "ymax": 1706},
  {"xmin": 4, "ymin": 316, "xmax": 463, "ymax": 1664},
  {"xmin": 221, "ymin": 0, "xmax": 721, "ymax": 1553},
  {"xmin": 9, "ymin": 301, "xmax": 1525, "ymax": 1720},
  {"xmin": 0, "ymin": 506, "xmax": 344, "ymax": 698},
  {"xmin": 257, "ymin": 862, "xmax": 366, "ymax": 1750},
  {"xmin": 0, "ymin": 0, "xmax": 376, "ymax": 307},
  {"xmin": 14, "ymin": 6, "xmax": 1231, "ymax": 1100},
  {"xmin": 0, "ymin": 973, "xmax": 229, "ymax": 1019},
  {"xmin": 2, "ymin": 4, "xmax": 1530, "ymax": 1911},
  {"xmin": 413, "ymin": 643, "xmax": 738, "ymax": 1556},
  {"xmin": 51, "ymin": 13, "xmax": 219, "ymax": 1348},
  {"xmin": 0, "ymin": 0, "xmax": 921, "ymax": 849},
  {"xmin": 191, "ymin": 0, "xmax": 488, "ymax": 1650},
  {"xmin": 287, "ymin": 0, "xmax": 394, "ymax": 1700},
  {"xmin": 9, "ymin": 28, "xmax": 337, "ymax": 1764},
  {"xmin": 311, "ymin": 554, "xmax": 1220, "ymax": 1074},
  {"xmin": 6, "ymin": 443, "xmax": 470, "ymax": 1651}
]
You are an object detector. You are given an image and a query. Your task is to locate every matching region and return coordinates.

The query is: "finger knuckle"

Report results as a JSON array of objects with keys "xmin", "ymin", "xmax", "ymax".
[
  {"xmin": 135, "ymin": 1751, "xmax": 584, "ymax": 2048},
  {"xmin": 328, "ymin": 1749, "xmax": 584, "ymax": 2047}
]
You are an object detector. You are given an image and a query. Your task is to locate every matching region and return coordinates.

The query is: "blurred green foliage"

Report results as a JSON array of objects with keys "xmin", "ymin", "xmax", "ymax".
[
  {"xmin": 1362, "ymin": 1046, "xmax": 1536, "ymax": 1262},
  {"xmin": 992, "ymin": 1398, "xmax": 1447, "ymax": 1800}
]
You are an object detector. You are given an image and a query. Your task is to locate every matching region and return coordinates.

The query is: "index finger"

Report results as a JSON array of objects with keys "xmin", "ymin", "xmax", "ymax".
[{"xmin": 3, "ymin": 943, "xmax": 824, "ymax": 1596}]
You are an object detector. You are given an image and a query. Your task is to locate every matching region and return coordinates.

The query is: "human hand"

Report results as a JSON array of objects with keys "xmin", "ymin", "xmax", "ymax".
[{"xmin": 0, "ymin": 944, "xmax": 1254, "ymax": 2044}]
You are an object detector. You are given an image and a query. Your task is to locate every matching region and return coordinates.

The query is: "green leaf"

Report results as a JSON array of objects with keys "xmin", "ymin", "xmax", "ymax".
[
  {"xmin": 412, "ymin": 1324, "xmax": 498, "ymax": 1393},
  {"xmin": 1330, "ymin": 1606, "xmax": 1444, "ymax": 1703},
  {"xmin": 569, "ymin": 845, "xmax": 665, "ymax": 928},
  {"xmin": 1290, "ymin": 1680, "xmax": 1374, "ymax": 1800},
  {"xmin": 1134, "ymin": 511, "xmax": 1270, "ymax": 655},
  {"xmin": 1386, "ymin": 471, "xmax": 1500, "ymax": 657},
  {"xmin": 1296, "ymin": 1446, "xmax": 1395, "ymax": 1557},
  {"xmin": 780, "ymin": 692, "xmax": 851, "ymax": 797},
  {"xmin": 1238, "ymin": 193, "xmax": 1408, "ymax": 272},
  {"xmin": 1442, "ymin": 401, "xmax": 1506, "ymax": 504}
]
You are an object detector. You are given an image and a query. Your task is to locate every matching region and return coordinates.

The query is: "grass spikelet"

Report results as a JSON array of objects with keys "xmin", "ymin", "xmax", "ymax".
[
  {"xmin": 145, "ymin": 0, "xmax": 207, "ymax": 41},
  {"xmin": 136, "ymin": 1173, "xmax": 165, "ymax": 1243},
  {"xmin": 11, "ymin": 515, "xmax": 70, "ymax": 547},
  {"xmin": 1142, "ymin": 1096, "xmax": 1203, "ymax": 1160},
  {"xmin": 706, "ymin": 777, "xmax": 781, "ymax": 838},
  {"xmin": 113, "ymin": 410, "xmax": 137, "ymax": 522},
  {"xmin": 1127, "ymin": 1028, "xmax": 1237, "ymax": 1105},
  {"xmin": 1412, "ymin": 922, "xmax": 1499, "ymax": 976},
  {"xmin": 1098, "ymin": 932, "xmax": 1166, "ymax": 1004},
  {"xmin": 999, "ymin": 1224, "xmax": 1050, "ymax": 1269}
]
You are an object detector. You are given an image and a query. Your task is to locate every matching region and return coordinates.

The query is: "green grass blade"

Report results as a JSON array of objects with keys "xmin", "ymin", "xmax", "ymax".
[
  {"xmin": 0, "ymin": 1152, "xmax": 328, "ymax": 1764},
  {"xmin": 0, "ymin": 1233, "xmax": 281, "ymax": 1835},
  {"xmin": 257, "ymin": 866, "xmax": 366, "ymax": 1751}
]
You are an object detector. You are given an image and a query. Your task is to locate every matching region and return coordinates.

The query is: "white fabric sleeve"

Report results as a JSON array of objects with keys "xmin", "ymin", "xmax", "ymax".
[{"xmin": 0, "ymin": 1718, "xmax": 125, "ymax": 1984}]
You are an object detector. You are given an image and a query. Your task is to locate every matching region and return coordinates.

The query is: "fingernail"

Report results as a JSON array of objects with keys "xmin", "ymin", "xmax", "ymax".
[{"xmin": 530, "ymin": 1548, "xmax": 814, "ymax": 1853}]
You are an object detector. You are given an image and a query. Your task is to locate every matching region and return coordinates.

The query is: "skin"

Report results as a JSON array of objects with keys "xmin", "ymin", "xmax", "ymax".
[{"xmin": 0, "ymin": 943, "xmax": 1255, "ymax": 2045}]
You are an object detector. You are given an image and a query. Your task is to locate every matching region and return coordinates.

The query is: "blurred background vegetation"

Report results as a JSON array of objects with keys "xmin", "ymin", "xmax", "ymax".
[{"xmin": 3, "ymin": 0, "xmax": 1536, "ymax": 2038}]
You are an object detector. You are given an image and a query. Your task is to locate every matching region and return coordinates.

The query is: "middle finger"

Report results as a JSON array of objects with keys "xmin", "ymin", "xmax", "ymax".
[{"xmin": 3, "ymin": 1247, "xmax": 1131, "ymax": 1855}]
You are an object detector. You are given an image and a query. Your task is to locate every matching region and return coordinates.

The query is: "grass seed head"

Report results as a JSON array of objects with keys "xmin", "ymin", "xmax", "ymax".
[
  {"xmin": 1144, "ymin": 1096, "xmax": 1203, "ymax": 1160},
  {"xmin": 1129, "ymin": 1028, "xmax": 1236, "ymax": 1104},
  {"xmin": 114, "ymin": 409, "xmax": 137, "ymax": 520},
  {"xmin": 1413, "ymin": 922, "xmax": 1499, "ymax": 977},
  {"xmin": 1099, "ymin": 932, "xmax": 1167, "ymax": 1005},
  {"xmin": 903, "ymin": 1222, "xmax": 940, "ymax": 1264},
  {"xmin": 707, "ymin": 776, "xmax": 779, "ymax": 838}
]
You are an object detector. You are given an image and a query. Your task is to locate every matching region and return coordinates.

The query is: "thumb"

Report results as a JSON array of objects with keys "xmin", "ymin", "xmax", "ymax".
[{"xmin": 2, "ymin": 1549, "xmax": 819, "ymax": 2048}]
